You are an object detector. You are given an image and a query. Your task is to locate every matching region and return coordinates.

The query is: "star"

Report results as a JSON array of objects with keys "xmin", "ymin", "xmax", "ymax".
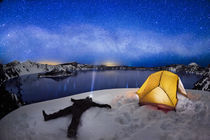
[{"xmin": 0, "ymin": 0, "xmax": 209, "ymax": 66}]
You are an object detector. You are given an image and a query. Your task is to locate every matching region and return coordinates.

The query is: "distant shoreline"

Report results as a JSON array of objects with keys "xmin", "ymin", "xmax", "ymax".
[{"xmin": 0, "ymin": 60, "xmax": 209, "ymax": 91}]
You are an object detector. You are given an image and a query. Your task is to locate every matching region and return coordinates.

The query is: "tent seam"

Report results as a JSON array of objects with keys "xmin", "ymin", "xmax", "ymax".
[
  {"xmin": 159, "ymin": 71, "xmax": 175, "ymax": 106},
  {"xmin": 141, "ymin": 71, "xmax": 163, "ymax": 101},
  {"xmin": 160, "ymin": 86, "xmax": 174, "ymax": 106}
]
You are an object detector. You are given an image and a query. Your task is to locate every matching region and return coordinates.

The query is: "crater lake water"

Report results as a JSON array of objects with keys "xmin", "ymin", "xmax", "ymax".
[{"xmin": 6, "ymin": 70, "xmax": 202, "ymax": 104}]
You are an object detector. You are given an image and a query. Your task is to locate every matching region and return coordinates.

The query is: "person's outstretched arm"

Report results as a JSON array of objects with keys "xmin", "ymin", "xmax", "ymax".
[
  {"xmin": 71, "ymin": 98, "xmax": 84, "ymax": 103},
  {"xmin": 92, "ymin": 102, "xmax": 112, "ymax": 109}
]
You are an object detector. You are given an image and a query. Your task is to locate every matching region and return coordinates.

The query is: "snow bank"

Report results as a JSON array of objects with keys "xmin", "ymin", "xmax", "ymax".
[{"xmin": 0, "ymin": 88, "xmax": 210, "ymax": 140}]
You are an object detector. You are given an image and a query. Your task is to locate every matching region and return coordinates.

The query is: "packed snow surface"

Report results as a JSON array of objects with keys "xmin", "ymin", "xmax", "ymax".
[{"xmin": 0, "ymin": 88, "xmax": 210, "ymax": 140}]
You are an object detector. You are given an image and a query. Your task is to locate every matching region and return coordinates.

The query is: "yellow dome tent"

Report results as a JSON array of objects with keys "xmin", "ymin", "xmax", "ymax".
[{"xmin": 136, "ymin": 70, "xmax": 187, "ymax": 110}]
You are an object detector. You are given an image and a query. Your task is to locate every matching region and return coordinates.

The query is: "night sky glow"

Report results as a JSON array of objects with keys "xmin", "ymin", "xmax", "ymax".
[{"xmin": 0, "ymin": 0, "xmax": 209, "ymax": 66}]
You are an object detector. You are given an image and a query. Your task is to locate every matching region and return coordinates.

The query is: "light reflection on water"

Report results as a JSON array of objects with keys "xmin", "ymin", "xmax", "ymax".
[{"xmin": 6, "ymin": 70, "xmax": 202, "ymax": 104}]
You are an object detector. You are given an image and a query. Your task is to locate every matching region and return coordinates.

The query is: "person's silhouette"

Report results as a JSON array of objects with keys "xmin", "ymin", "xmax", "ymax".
[{"xmin": 42, "ymin": 97, "xmax": 111, "ymax": 137}]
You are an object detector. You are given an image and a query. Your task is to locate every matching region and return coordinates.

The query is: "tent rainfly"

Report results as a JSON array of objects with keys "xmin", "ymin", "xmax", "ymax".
[{"xmin": 136, "ymin": 70, "xmax": 188, "ymax": 111}]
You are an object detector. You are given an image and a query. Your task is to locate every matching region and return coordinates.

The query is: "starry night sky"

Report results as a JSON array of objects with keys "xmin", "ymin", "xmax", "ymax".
[{"xmin": 0, "ymin": 0, "xmax": 209, "ymax": 66}]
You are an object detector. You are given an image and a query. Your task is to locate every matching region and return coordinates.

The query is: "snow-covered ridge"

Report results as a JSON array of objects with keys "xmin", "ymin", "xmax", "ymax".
[
  {"xmin": 1, "ymin": 61, "xmax": 210, "ymax": 91},
  {"xmin": 188, "ymin": 62, "xmax": 199, "ymax": 66},
  {"xmin": 2, "ymin": 60, "xmax": 77, "ymax": 81},
  {"xmin": 157, "ymin": 63, "xmax": 206, "ymax": 75},
  {"xmin": 1, "ymin": 60, "xmax": 135, "ymax": 80},
  {"xmin": 193, "ymin": 64, "xmax": 210, "ymax": 91}
]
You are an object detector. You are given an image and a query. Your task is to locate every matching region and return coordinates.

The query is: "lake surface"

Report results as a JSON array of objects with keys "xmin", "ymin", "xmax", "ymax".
[{"xmin": 6, "ymin": 70, "xmax": 202, "ymax": 104}]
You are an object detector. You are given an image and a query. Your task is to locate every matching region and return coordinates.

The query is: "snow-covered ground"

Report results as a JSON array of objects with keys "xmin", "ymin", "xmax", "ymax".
[{"xmin": 0, "ymin": 88, "xmax": 210, "ymax": 140}]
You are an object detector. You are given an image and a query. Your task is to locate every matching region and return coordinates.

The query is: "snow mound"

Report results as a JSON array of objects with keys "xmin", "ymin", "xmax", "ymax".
[
  {"xmin": 0, "ymin": 89, "xmax": 210, "ymax": 140},
  {"xmin": 188, "ymin": 62, "xmax": 198, "ymax": 66}
]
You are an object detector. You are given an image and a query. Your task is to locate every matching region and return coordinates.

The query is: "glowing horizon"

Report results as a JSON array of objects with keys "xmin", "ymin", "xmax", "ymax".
[
  {"xmin": 102, "ymin": 62, "xmax": 120, "ymax": 66},
  {"xmin": 38, "ymin": 61, "xmax": 61, "ymax": 65}
]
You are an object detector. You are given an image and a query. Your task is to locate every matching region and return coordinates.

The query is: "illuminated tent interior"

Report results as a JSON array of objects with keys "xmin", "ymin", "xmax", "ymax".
[{"xmin": 136, "ymin": 71, "xmax": 188, "ymax": 110}]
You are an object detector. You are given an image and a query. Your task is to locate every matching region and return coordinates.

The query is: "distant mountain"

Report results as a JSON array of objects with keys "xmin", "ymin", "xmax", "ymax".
[
  {"xmin": 188, "ymin": 62, "xmax": 199, "ymax": 66},
  {"xmin": 193, "ymin": 64, "xmax": 210, "ymax": 91},
  {"xmin": 0, "ymin": 61, "xmax": 209, "ymax": 91},
  {"xmin": 1, "ymin": 60, "xmax": 77, "ymax": 81},
  {"xmin": 0, "ymin": 61, "xmax": 141, "ymax": 81}
]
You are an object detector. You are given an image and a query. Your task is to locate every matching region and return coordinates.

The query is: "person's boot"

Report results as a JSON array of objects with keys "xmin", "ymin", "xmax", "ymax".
[
  {"xmin": 67, "ymin": 129, "xmax": 76, "ymax": 138},
  {"xmin": 42, "ymin": 110, "xmax": 49, "ymax": 121}
]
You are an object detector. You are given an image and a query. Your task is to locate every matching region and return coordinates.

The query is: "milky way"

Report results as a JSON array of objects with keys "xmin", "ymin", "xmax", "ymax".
[{"xmin": 0, "ymin": 0, "xmax": 209, "ymax": 66}]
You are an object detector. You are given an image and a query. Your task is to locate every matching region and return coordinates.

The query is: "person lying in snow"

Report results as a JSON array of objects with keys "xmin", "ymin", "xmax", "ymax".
[{"xmin": 42, "ymin": 97, "xmax": 111, "ymax": 138}]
